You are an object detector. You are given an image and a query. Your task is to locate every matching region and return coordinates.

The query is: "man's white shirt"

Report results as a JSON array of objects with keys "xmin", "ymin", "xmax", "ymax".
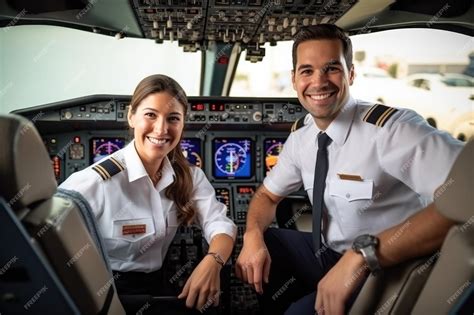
[{"xmin": 264, "ymin": 97, "xmax": 464, "ymax": 252}]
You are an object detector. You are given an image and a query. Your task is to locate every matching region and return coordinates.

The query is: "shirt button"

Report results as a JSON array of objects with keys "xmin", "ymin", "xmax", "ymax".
[{"xmin": 346, "ymin": 193, "xmax": 351, "ymax": 199}]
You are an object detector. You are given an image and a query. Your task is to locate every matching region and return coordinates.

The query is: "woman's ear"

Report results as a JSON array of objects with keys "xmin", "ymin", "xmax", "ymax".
[{"xmin": 127, "ymin": 107, "xmax": 134, "ymax": 128}]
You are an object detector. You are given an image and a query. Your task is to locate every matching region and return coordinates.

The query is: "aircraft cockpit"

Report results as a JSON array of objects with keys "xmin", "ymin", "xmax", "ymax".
[{"xmin": 1, "ymin": 0, "xmax": 473, "ymax": 314}]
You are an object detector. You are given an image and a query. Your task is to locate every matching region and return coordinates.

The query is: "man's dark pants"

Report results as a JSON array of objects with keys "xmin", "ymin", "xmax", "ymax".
[{"xmin": 258, "ymin": 228, "xmax": 364, "ymax": 315}]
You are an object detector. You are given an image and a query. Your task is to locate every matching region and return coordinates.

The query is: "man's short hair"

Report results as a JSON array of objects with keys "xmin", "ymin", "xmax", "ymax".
[{"xmin": 292, "ymin": 24, "xmax": 353, "ymax": 71}]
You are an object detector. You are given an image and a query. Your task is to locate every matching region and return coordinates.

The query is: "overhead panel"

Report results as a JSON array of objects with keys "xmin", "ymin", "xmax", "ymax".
[{"xmin": 131, "ymin": 0, "xmax": 357, "ymax": 61}]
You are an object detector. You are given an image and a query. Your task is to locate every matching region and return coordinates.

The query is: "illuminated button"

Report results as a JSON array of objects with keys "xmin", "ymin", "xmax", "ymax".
[
  {"xmin": 104, "ymin": 108, "xmax": 110, "ymax": 113},
  {"xmin": 118, "ymin": 113, "xmax": 124, "ymax": 118},
  {"xmin": 90, "ymin": 107, "xmax": 97, "ymax": 112},
  {"xmin": 74, "ymin": 136, "xmax": 81, "ymax": 143},
  {"xmin": 98, "ymin": 108, "xmax": 104, "ymax": 113},
  {"xmin": 79, "ymin": 106, "xmax": 86, "ymax": 111}
]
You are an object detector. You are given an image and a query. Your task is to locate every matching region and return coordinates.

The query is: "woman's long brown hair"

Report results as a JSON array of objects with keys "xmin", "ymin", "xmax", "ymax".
[{"xmin": 129, "ymin": 74, "xmax": 196, "ymax": 225}]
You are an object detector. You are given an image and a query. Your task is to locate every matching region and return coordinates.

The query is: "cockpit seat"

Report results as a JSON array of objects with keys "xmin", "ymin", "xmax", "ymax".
[
  {"xmin": 349, "ymin": 140, "xmax": 474, "ymax": 314},
  {"xmin": 0, "ymin": 114, "xmax": 125, "ymax": 314}
]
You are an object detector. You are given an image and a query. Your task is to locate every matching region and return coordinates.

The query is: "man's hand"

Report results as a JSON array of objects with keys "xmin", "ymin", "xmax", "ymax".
[
  {"xmin": 235, "ymin": 230, "xmax": 271, "ymax": 294},
  {"xmin": 315, "ymin": 250, "xmax": 369, "ymax": 315},
  {"xmin": 178, "ymin": 255, "xmax": 222, "ymax": 311}
]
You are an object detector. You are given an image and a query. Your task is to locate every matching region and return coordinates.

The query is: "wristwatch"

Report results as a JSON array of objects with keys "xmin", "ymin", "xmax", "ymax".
[{"xmin": 352, "ymin": 234, "xmax": 381, "ymax": 274}]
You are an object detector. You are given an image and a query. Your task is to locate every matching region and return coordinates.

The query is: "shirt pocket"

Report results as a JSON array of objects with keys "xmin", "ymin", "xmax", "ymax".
[
  {"xmin": 328, "ymin": 178, "xmax": 374, "ymax": 229},
  {"xmin": 112, "ymin": 217, "xmax": 155, "ymax": 242},
  {"xmin": 104, "ymin": 217, "xmax": 156, "ymax": 260},
  {"xmin": 329, "ymin": 178, "xmax": 373, "ymax": 202}
]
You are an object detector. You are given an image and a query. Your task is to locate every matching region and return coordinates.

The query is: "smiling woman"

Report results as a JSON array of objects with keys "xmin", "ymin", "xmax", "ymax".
[
  {"xmin": 127, "ymin": 76, "xmax": 187, "ymax": 188},
  {"xmin": 58, "ymin": 74, "xmax": 237, "ymax": 314}
]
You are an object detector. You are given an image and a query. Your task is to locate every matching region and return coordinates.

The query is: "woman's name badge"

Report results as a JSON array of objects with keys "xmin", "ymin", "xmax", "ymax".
[{"xmin": 122, "ymin": 224, "xmax": 146, "ymax": 236}]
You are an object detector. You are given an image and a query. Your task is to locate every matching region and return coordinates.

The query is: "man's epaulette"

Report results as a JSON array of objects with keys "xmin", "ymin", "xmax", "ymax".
[
  {"xmin": 363, "ymin": 104, "xmax": 398, "ymax": 127},
  {"xmin": 290, "ymin": 117, "xmax": 306, "ymax": 132},
  {"xmin": 92, "ymin": 156, "xmax": 125, "ymax": 180}
]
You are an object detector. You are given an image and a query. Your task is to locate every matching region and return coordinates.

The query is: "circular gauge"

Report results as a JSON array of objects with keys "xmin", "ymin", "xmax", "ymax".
[
  {"xmin": 265, "ymin": 142, "xmax": 284, "ymax": 171},
  {"xmin": 189, "ymin": 152, "xmax": 202, "ymax": 168},
  {"xmin": 93, "ymin": 141, "xmax": 122, "ymax": 163},
  {"xmin": 69, "ymin": 143, "xmax": 85, "ymax": 160},
  {"xmin": 214, "ymin": 143, "xmax": 248, "ymax": 175},
  {"xmin": 182, "ymin": 149, "xmax": 203, "ymax": 168},
  {"xmin": 180, "ymin": 139, "xmax": 203, "ymax": 168}
]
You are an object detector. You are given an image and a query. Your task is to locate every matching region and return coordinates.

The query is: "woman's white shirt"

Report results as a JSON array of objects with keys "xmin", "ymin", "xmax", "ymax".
[{"xmin": 59, "ymin": 140, "xmax": 236, "ymax": 272}]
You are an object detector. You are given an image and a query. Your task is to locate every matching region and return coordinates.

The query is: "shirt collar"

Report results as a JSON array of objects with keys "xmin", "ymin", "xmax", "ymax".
[
  {"xmin": 155, "ymin": 156, "xmax": 176, "ymax": 192},
  {"xmin": 310, "ymin": 96, "xmax": 357, "ymax": 147},
  {"xmin": 123, "ymin": 140, "xmax": 176, "ymax": 190}
]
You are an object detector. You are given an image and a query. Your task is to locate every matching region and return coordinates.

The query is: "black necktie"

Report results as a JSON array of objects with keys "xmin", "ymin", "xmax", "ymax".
[{"xmin": 313, "ymin": 132, "xmax": 331, "ymax": 252}]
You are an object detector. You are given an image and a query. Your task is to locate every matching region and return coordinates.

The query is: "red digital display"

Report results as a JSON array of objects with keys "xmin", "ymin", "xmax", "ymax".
[
  {"xmin": 210, "ymin": 103, "xmax": 225, "ymax": 111},
  {"xmin": 191, "ymin": 103, "xmax": 205, "ymax": 111},
  {"xmin": 237, "ymin": 186, "xmax": 255, "ymax": 195}
]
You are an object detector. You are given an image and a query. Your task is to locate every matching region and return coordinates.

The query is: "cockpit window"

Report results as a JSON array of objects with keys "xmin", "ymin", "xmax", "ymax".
[
  {"xmin": 230, "ymin": 28, "xmax": 473, "ymax": 98},
  {"xmin": 0, "ymin": 25, "xmax": 201, "ymax": 113}
]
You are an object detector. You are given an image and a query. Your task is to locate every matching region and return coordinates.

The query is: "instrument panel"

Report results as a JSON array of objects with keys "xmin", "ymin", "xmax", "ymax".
[{"xmin": 15, "ymin": 96, "xmax": 308, "ymax": 315}]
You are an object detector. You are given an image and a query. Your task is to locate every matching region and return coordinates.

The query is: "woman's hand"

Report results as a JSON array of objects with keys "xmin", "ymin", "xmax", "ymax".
[{"xmin": 178, "ymin": 254, "xmax": 222, "ymax": 311}]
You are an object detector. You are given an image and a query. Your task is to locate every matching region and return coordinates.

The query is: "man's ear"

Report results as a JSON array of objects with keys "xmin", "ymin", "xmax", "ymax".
[
  {"xmin": 348, "ymin": 65, "xmax": 355, "ymax": 86},
  {"xmin": 291, "ymin": 70, "xmax": 296, "ymax": 91},
  {"xmin": 127, "ymin": 107, "xmax": 134, "ymax": 128}
]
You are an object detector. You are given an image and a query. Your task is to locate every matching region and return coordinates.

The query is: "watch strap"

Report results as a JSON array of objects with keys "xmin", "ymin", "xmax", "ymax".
[
  {"xmin": 206, "ymin": 252, "xmax": 225, "ymax": 267},
  {"xmin": 360, "ymin": 246, "xmax": 381, "ymax": 274}
]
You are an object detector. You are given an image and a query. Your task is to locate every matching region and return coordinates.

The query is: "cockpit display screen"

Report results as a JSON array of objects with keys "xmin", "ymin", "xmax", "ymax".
[
  {"xmin": 214, "ymin": 187, "xmax": 231, "ymax": 216},
  {"xmin": 212, "ymin": 138, "xmax": 253, "ymax": 179},
  {"xmin": 263, "ymin": 138, "xmax": 285, "ymax": 176},
  {"xmin": 90, "ymin": 138, "xmax": 126, "ymax": 164},
  {"xmin": 180, "ymin": 138, "xmax": 203, "ymax": 168}
]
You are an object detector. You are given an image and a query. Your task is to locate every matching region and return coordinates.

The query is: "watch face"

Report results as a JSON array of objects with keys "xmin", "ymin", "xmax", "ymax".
[{"xmin": 353, "ymin": 234, "xmax": 379, "ymax": 249}]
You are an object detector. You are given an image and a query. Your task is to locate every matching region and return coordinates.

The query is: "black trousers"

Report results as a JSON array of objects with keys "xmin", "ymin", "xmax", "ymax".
[{"xmin": 259, "ymin": 228, "xmax": 363, "ymax": 315}]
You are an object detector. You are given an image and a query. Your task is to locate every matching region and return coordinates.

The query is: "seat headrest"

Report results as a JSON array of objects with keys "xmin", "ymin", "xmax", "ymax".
[
  {"xmin": 0, "ymin": 114, "xmax": 57, "ymax": 213},
  {"xmin": 434, "ymin": 140, "xmax": 473, "ymax": 223}
]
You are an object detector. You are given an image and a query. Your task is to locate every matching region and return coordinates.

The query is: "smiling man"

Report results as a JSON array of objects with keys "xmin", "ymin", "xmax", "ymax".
[{"xmin": 235, "ymin": 24, "xmax": 464, "ymax": 315}]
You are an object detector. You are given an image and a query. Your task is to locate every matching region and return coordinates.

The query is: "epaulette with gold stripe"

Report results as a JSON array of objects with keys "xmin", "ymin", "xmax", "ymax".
[
  {"xmin": 290, "ymin": 117, "xmax": 306, "ymax": 132},
  {"xmin": 363, "ymin": 104, "xmax": 398, "ymax": 127},
  {"xmin": 92, "ymin": 156, "xmax": 125, "ymax": 180}
]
